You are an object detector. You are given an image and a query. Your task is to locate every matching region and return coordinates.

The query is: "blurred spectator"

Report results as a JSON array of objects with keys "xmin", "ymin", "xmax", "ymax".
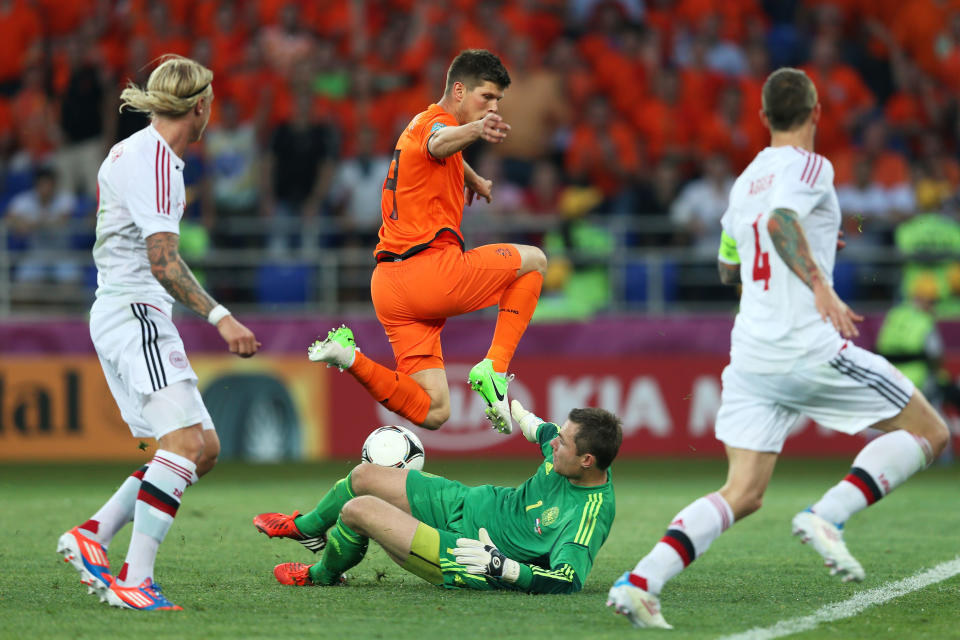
[
  {"xmin": 55, "ymin": 31, "xmax": 110, "ymax": 198},
  {"xmin": 114, "ymin": 38, "xmax": 151, "ymax": 142},
  {"xmin": 10, "ymin": 65, "xmax": 59, "ymax": 168},
  {"xmin": 565, "ymin": 94, "xmax": 641, "ymax": 214},
  {"xmin": 801, "ymin": 34, "xmax": 875, "ymax": 156},
  {"xmin": 834, "ymin": 120, "xmax": 914, "ymax": 223},
  {"xmin": 261, "ymin": 92, "xmax": 337, "ymax": 253},
  {"xmin": 895, "ymin": 211, "xmax": 960, "ymax": 308},
  {"xmin": 698, "ymin": 83, "xmax": 766, "ymax": 173},
  {"xmin": 631, "ymin": 157, "xmax": 683, "ymax": 246},
  {"xmin": 260, "ymin": 2, "xmax": 315, "ymax": 79},
  {"xmin": 535, "ymin": 184, "xmax": 614, "ymax": 321},
  {"xmin": 837, "ymin": 158, "xmax": 903, "ymax": 246},
  {"xmin": 134, "ymin": 3, "xmax": 191, "ymax": 62},
  {"xmin": 0, "ymin": 0, "xmax": 42, "ymax": 94},
  {"xmin": 877, "ymin": 273, "xmax": 946, "ymax": 397},
  {"xmin": 523, "ymin": 160, "xmax": 563, "ymax": 216},
  {"xmin": 876, "ymin": 271, "xmax": 960, "ymax": 424},
  {"xmin": 912, "ymin": 134, "xmax": 960, "ymax": 212},
  {"xmin": 884, "ymin": 55, "xmax": 944, "ymax": 147},
  {"xmin": 462, "ymin": 150, "xmax": 526, "ymax": 245},
  {"xmin": 4, "ymin": 166, "xmax": 78, "ymax": 283},
  {"xmin": 517, "ymin": 159, "xmax": 563, "ymax": 245},
  {"xmin": 220, "ymin": 40, "xmax": 281, "ymax": 131},
  {"xmin": 207, "ymin": 2, "xmax": 248, "ymax": 77},
  {"xmin": 675, "ymin": 34, "xmax": 726, "ymax": 119},
  {"xmin": 737, "ymin": 42, "xmax": 769, "ymax": 111},
  {"xmin": 669, "ymin": 153, "xmax": 734, "ymax": 253},
  {"xmin": 206, "ymin": 98, "xmax": 260, "ymax": 246},
  {"xmin": 676, "ymin": 14, "xmax": 748, "ymax": 77},
  {"xmin": 631, "ymin": 68, "xmax": 695, "ymax": 164},
  {"xmin": 329, "ymin": 127, "xmax": 391, "ymax": 247},
  {"xmin": 890, "ymin": 0, "xmax": 958, "ymax": 79},
  {"xmin": 546, "ymin": 35, "xmax": 596, "ymax": 122},
  {"xmin": 494, "ymin": 37, "xmax": 568, "ymax": 187}
]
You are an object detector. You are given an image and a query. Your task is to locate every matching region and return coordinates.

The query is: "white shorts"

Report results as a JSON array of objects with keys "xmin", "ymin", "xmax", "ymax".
[
  {"xmin": 90, "ymin": 298, "xmax": 213, "ymax": 439},
  {"xmin": 715, "ymin": 343, "xmax": 915, "ymax": 453}
]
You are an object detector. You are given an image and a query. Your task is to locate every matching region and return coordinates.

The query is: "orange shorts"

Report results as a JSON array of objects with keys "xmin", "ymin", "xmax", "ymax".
[{"xmin": 370, "ymin": 241, "xmax": 523, "ymax": 375}]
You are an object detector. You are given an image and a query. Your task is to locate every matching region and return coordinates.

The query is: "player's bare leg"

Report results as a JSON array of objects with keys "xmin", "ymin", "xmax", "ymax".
[
  {"xmin": 410, "ymin": 368, "xmax": 451, "ymax": 429},
  {"xmin": 800, "ymin": 390, "xmax": 948, "ymax": 581},
  {"xmin": 610, "ymin": 446, "xmax": 773, "ymax": 628},
  {"xmin": 718, "ymin": 447, "xmax": 779, "ymax": 519},
  {"xmin": 196, "ymin": 428, "xmax": 220, "ymax": 477}
]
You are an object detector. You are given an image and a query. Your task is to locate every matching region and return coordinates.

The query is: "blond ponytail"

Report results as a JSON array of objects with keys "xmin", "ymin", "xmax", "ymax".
[{"xmin": 120, "ymin": 54, "xmax": 213, "ymax": 119}]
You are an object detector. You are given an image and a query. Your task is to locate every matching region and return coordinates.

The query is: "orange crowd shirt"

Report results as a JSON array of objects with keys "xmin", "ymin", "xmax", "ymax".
[{"xmin": 375, "ymin": 104, "xmax": 465, "ymax": 261}]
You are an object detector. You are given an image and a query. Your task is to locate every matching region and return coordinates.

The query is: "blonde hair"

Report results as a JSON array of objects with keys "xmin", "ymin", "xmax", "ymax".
[{"xmin": 119, "ymin": 54, "xmax": 213, "ymax": 119}]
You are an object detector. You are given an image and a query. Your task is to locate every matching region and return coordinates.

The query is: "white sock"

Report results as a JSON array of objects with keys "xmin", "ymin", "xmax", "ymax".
[
  {"xmin": 80, "ymin": 464, "xmax": 148, "ymax": 549},
  {"xmin": 811, "ymin": 430, "xmax": 931, "ymax": 526},
  {"xmin": 631, "ymin": 492, "xmax": 734, "ymax": 595},
  {"xmin": 117, "ymin": 451, "xmax": 195, "ymax": 587}
]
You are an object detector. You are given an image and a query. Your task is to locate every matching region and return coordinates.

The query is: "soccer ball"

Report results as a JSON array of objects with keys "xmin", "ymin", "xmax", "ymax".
[{"xmin": 361, "ymin": 425, "xmax": 425, "ymax": 470}]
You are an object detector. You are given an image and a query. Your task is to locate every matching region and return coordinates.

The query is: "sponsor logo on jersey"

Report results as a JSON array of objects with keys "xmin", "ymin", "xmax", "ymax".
[
  {"xmin": 541, "ymin": 506, "xmax": 559, "ymax": 526},
  {"xmin": 168, "ymin": 351, "xmax": 188, "ymax": 369},
  {"xmin": 749, "ymin": 173, "xmax": 774, "ymax": 195},
  {"xmin": 110, "ymin": 143, "xmax": 125, "ymax": 162}
]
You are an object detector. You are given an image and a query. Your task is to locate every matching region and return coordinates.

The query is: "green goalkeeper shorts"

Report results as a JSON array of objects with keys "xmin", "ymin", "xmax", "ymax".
[{"xmin": 403, "ymin": 470, "xmax": 495, "ymax": 590}]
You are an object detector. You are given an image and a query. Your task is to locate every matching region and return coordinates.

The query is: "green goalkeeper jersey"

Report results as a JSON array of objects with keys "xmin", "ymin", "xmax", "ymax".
[{"xmin": 459, "ymin": 422, "xmax": 616, "ymax": 594}]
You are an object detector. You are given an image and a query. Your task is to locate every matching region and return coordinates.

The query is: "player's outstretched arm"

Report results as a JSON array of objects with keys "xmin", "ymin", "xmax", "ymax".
[
  {"xmin": 146, "ymin": 231, "xmax": 261, "ymax": 356},
  {"xmin": 428, "ymin": 112, "xmax": 510, "ymax": 159},
  {"xmin": 767, "ymin": 209, "xmax": 862, "ymax": 338},
  {"xmin": 510, "ymin": 400, "xmax": 544, "ymax": 443}
]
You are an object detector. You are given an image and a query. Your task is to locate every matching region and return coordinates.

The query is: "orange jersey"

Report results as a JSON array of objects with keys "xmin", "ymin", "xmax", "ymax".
[{"xmin": 375, "ymin": 104, "xmax": 465, "ymax": 261}]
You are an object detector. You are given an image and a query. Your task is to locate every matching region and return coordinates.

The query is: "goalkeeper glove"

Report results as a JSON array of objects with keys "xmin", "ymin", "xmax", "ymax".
[
  {"xmin": 510, "ymin": 399, "xmax": 543, "ymax": 443},
  {"xmin": 452, "ymin": 528, "xmax": 521, "ymax": 583}
]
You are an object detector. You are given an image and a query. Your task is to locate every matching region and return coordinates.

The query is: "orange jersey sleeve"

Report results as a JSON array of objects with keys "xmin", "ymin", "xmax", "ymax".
[{"xmin": 375, "ymin": 104, "xmax": 465, "ymax": 261}]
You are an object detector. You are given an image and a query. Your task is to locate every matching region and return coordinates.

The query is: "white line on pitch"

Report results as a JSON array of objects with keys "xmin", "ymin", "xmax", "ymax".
[{"xmin": 717, "ymin": 557, "xmax": 960, "ymax": 640}]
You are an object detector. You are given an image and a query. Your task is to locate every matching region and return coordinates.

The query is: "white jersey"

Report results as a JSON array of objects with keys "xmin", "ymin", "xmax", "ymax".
[
  {"xmin": 720, "ymin": 145, "xmax": 844, "ymax": 373},
  {"xmin": 92, "ymin": 125, "xmax": 186, "ymax": 309}
]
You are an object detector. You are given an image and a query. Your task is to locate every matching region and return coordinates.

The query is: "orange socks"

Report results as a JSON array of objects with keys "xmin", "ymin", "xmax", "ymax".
[
  {"xmin": 486, "ymin": 271, "xmax": 543, "ymax": 373},
  {"xmin": 348, "ymin": 351, "xmax": 431, "ymax": 425}
]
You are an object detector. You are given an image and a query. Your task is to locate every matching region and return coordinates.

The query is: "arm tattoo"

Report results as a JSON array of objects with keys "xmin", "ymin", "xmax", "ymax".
[
  {"xmin": 767, "ymin": 208, "xmax": 822, "ymax": 290},
  {"xmin": 146, "ymin": 232, "xmax": 217, "ymax": 317},
  {"xmin": 717, "ymin": 261, "xmax": 741, "ymax": 285}
]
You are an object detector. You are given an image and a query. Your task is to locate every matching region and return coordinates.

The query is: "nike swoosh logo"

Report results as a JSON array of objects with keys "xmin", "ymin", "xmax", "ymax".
[
  {"xmin": 490, "ymin": 375, "xmax": 505, "ymax": 401},
  {"xmin": 525, "ymin": 500, "xmax": 543, "ymax": 512}
]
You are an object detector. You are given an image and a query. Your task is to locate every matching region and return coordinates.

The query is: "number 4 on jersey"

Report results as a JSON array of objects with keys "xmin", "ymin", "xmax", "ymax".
[{"xmin": 751, "ymin": 214, "xmax": 771, "ymax": 290}]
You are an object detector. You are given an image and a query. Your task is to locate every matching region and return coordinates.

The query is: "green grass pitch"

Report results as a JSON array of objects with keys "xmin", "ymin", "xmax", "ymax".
[{"xmin": 2, "ymin": 458, "xmax": 957, "ymax": 639}]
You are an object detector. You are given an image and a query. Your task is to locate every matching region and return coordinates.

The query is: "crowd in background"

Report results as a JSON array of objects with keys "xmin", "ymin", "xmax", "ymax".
[{"xmin": 2, "ymin": 0, "xmax": 960, "ymax": 312}]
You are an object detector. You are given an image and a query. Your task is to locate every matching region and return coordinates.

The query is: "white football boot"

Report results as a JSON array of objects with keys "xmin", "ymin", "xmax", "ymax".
[
  {"xmin": 606, "ymin": 572, "xmax": 673, "ymax": 629},
  {"xmin": 308, "ymin": 325, "xmax": 357, "ymax": 370},
  {"xmin": 792, "ymin": 510, "xmax": 865, "ymax": 582}
]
